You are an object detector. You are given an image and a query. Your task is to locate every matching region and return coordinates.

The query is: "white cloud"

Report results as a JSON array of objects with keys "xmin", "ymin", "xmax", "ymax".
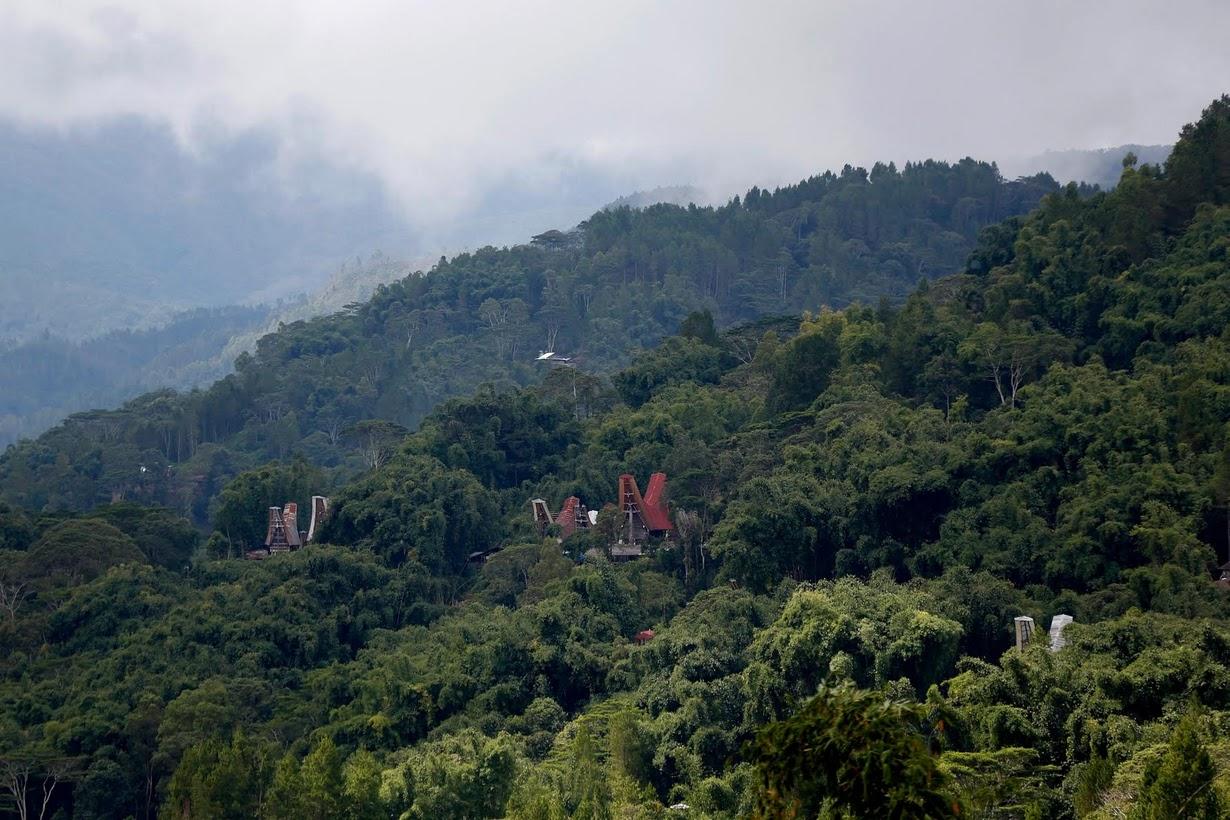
[{"xmin": 1, "ymin": 0, "xmax": 1228, "ymax": 229}]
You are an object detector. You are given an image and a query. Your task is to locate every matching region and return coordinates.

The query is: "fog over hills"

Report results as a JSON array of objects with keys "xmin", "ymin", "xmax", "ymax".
[
  {"xmin": 0, "ymin": 118, "xmax": 655, "ymax": 344},
  {"xmin": 0, "ymin": 119, "xmax": 417, "ymax": 340},
  {"xmin": 0, "ymin": 117, "xmax": 1178, "ymax": 449},
  {"xmin": 603, "ymin": 185, "xmax": 711, "ymax": 210},
  {"xmin": 1006, "ymin": 143, "xmax": 1173, "ymax": 189},
  {"xmin": 0, "ymin": 118, "xmax": 715, "ymax": 445},
  {"xmin": 0, "ymin": 111, "xmax": 1172, "ymax": 347}
]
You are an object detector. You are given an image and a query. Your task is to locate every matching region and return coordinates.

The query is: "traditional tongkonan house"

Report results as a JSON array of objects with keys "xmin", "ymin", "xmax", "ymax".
[
  {"xmin": 268, "ymin": 503, "xmax": 301, "ymax": 554},
  {"xmin": 527, "ymin": 472, "xmax": 672, "ymax": 559},
  {"xmin": 618, "ymin": 472, "xmax": 672, "ymax": 543},
  {"xmin": 529, "ymin": 496, "xmax": 596, "ymax": 539},
  {"xmin": 307, "ymin": 495, "xmax": 330, "ymax": 542},
  {"xmin": 555, "ymin": 496, "xmax": 593, "ymax": 539},
  {"xmin": 530, "ymin": 498, "xmax": 555, "ymax": 537},
  {"xmin": 246, "ymin": 497, "xmax": 328, "ymax": 560}
]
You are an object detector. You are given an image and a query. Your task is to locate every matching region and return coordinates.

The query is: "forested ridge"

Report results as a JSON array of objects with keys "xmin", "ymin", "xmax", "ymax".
[
  {"xmin": 0, "ymin": 306, "xmax": 270, "ymax": 449},
  {"xmin": 0, "ymin": 157, "xmax": 1058, "ymax": 524},
  {"xmin": 0, "ymin": 251, "xmax": 417, "ymax": 450},
  {"xmin": 2, "ymin": 97, "xmax": 1230, "ymax": 819}
]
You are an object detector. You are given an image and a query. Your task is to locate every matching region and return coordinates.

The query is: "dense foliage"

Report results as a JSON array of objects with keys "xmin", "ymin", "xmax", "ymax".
[
  {"xmin": 2, "ymin": 97, "xmax": 1230, "ymax": 819},
  {"xmin": 0, "ymin": 159, "xmax": 1056, "ymax": 525}
]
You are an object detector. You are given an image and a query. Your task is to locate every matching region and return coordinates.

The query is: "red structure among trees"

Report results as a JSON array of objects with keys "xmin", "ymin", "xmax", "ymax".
[
  {"xmin": 529, "ymin": 472, "xmax": 672, "ymax": 553},
  {"xmin": 554, "ymin": 496, "xmax": 591, "ymax": 539},
  {"xmin": 530, "ymin": 496, "xmax": 593, "ymax": 538},
  {"xmin": 618, "ymin": 472, "xmax": 672, "ymax": 542}
]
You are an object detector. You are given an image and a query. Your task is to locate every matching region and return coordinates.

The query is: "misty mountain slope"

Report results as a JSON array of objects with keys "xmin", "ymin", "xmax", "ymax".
[
  {"xmin": 0, "ymin": 305, "xmax": 270, "ymax": 448},
  {"xmin": 0, "ymin": 118, "xmax": 415, "ymax": 342},
  {"xmin": 1007, "ymin": 143, "xmax": 1172, "ymax": 189},
  {"xmin": 603, "ymin": 185, "xmax": 709, "ymax": 209},
  {"xmin": 211, "ymin": 252, "xmax": 425, "ymax": 369},
  {"xmin": 0, "ymin": 119, "xmax": 693, "ymax": 345},
  {"xmin": 0, "ymin": 158, "xmax": 1057, "ymax": 520},
  {"xmin": 0, "ymin": 254, "xmax": 425, "ymax": 448}
]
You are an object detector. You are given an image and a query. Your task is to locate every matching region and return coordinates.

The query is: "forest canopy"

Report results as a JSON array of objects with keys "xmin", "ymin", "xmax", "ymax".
[
  {"xmin": 1, "ymin": 96, "xmax": 1230, "ymax": 819},
  {"xmin": 0, "ymin": 158, "xmax": 1059, "ymax": 524}
]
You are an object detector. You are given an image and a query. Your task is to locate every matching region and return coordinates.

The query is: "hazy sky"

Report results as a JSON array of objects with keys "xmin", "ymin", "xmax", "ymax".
[{"xmin": 3, "ymin": 0, "xmax": 1229, "ymax": 228}]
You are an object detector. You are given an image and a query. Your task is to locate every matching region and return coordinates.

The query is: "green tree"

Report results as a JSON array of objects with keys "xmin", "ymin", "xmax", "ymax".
[
  {"xmin": 344, "ymin": 419, "xmax": 409, "ymax": 471},
  {"xmin": 161, "ymin": 730, "xmax": 270, "ymax": 820},
  {"xmin": 342, "ymin": 749, "xmax": 385, "ymax": 820},
  {"xmin": 299, "ymin": 736, "xmax": 345, "ymax": 820},
  {"xmin": 1073, "ymin": 754, "xmax": 1114, "ymax": 818},
  {"xmin": 87, "ymin": 502, "xmax": 199, "ymax": 569},
  {"xmin": 320, "ymin": 452, "xmax": 499, "ymax": 571},
  {"xmin": 1130, "ymin": 712, "xmax": 1223, "ymax": 820},
  {"xmin": 568, "ymin": 725, "xmax": 612, "ymax": 820},
  {"xmin": 264, "ymin": 752, "xmax": 304, "ymax": 820},
  {"xmin": 614, "ymin": 337, "xmax": 728, "ymax": 408},
  {"xmin": 748, "ymin": 685, "xmax": 958, "ymax": 819},
  {"xmin": 958, "ymin": 321, "xmax": 1073, "ymax": 408},
  {"xmin": 938, "ymin": 747, "xmax": 1050, "ymax": 819},
  {"xmin": 20, "ymin": 519, "xmax": 144, "ymax": 593},
  {"xmin": 209, "ymin": 460, "xmax": 324, "ymax": 557},
  {"xmin": 709, "ymin": 472, "xmax": 851, "ymax": 591},
  {"xmin": 0, "ymin": 502, "xmax": 34, "ymax": 551},
  {"xmin": 766, "ymin": 314, "xmax": 842, "ymax": 413},
  {"xmin": 388, "ymin": 730, "xmax": 519, "ymax": 820},
  {"xmin": 679, "ymin": 309, "xmax": 719, "ymax": 346}
]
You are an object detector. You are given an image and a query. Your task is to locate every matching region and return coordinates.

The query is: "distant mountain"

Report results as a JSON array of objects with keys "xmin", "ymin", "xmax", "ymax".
[
  {"xmin": 0, "ymin": 114, "xmax": 711, "ymax": 446},
  {"xmin": 0, "ymin": 119, "xmax": 685, "ymax": 344},
  {"xmin": 0, "ymin": 118, "xmax": 418, "ymax": 342},
  {"xmin": 213, "ymin": 251, "xmax": 427, "ymax": 374},
  {"xmin": 0, "ymin": 304, "xmax": 270, "ymax": 448},
  {"xmin": 0, "ymin": 253, "xmax": 424, "ymax": 448},
  {"xmin": 1005, "ymin": 143, "xmax": 1172, "ymax": 189},
  {"xmin": 603, "ymin": 185, "xmax": 709, "ymax": 210}
]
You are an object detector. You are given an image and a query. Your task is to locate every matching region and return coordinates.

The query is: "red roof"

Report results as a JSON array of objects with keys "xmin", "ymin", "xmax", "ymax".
[
  {"xmin": 644, "ymin": 473, "xmax": 667, "ymax": 510},
  {"xmin": 619, "ymin": 473, "xmax": 672, "ymax": 533},
  {"xmin": 555, "ymin": 496, "xmax": 582, "ymax": 538}
]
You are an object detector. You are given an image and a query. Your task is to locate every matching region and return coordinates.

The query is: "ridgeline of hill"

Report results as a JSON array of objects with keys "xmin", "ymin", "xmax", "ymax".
[
  {"xmin": 0, "ymin": 156, "xmax": 1060, "ymax": 522},
  {"xmin": 0, "ymin": 254, "xmax": 421, "ymax": 449},
  {"xmin": 1009, "ymin": 143, "xmax": 1173, "ymax": 190},
  {"xmin": 1, "ymin": 96, "xmax": 1229, "ymax": 818}
]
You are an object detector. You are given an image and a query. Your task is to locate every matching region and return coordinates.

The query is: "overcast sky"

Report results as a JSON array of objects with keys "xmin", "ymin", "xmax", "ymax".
[{"xmin": 3, "ymin": 0, "xmax": 1229, "ymax": 229}]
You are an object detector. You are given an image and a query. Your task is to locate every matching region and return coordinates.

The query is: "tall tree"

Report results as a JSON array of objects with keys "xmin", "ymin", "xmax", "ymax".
[
  {"xmin": 748, "ymin": 685, "xmax": 958, "ymax": 819},
  {"xmin": 1130, "ymin": 712, "xmax": 1223, "ymax": 820}
]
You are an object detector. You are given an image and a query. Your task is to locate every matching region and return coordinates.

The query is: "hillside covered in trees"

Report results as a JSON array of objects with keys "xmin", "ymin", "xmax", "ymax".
[
  {"xmin": 0, "ymin": 306, "xmax": 269, "ymax": 449},
  {"xmin": 0, "ymin": 252, "xmax": 425, "ymax": 450},
  {"xmin": 2, "ymin": 96, "xmax": 1230, "ymax": 819},
  {"xmin": 0, "ymin": 159, "xmax": 1059, "ymax": 523}
]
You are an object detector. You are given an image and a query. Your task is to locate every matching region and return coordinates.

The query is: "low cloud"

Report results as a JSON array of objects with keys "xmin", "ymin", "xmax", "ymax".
[{"xmin": 2, "ymin": 0, "xmax": 1228, "ymax": 231}]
